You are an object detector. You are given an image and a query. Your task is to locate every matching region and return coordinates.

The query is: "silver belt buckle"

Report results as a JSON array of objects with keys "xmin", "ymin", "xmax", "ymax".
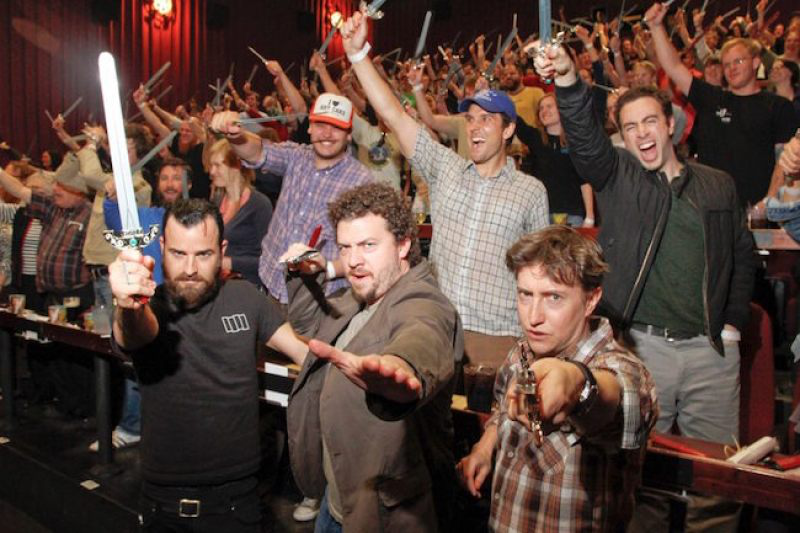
[
  {"xmin": 663, "ymin": 328, "xmax": 676, "ymax": 342},
  {"xmin": 178, "ymin": 498, "xmax": 201, "ymax": 518}
]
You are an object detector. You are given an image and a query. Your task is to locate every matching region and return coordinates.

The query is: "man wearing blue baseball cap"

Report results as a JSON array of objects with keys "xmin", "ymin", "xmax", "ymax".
[{"xmin": 341, "ymin": 8, "xmax": 549, "ymax": 368}]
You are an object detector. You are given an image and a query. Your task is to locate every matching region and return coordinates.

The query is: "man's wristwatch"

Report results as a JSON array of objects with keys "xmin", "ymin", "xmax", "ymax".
[{"xmin": 566, "ymin": 360, "xmax": 598, "ymax": 417}]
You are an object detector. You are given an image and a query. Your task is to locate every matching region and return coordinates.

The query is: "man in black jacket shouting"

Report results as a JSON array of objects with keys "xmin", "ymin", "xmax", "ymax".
[{"xmin": 533, "ymin": 27, "xmax": 754, "ymax": 532}]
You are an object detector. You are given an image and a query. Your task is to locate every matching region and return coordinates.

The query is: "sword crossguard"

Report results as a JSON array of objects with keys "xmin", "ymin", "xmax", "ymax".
[
  {"xmin": 102, "ymin": 225, "xmax": 160, "ymax": 251},
  {"xmin": 360, "ymin": 0, "xmax": 384, "ymax": 19}
]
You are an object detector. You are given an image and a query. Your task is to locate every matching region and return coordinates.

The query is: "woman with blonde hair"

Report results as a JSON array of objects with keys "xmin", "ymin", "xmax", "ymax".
[
  {"xmin": 515, "ymin": 93, "xmax": 596, "ymax": 227},
  {"xmin": 207, "ymin": 138, "xmax": 272, "ymax": 287}
]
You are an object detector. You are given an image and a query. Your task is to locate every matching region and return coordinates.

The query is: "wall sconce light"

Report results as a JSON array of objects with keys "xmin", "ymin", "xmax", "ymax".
[{"xmin": 144, "ymin": 0, "xmax": 175, "ymax": 29}]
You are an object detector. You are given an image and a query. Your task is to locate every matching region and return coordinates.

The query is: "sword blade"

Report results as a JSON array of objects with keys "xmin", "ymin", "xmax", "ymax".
[
  {"xmin": 143, "ymin": 61, "xmax": 171, "ymax": 92},
  {"xmin": 131, "ymin": 130, "xmax": 177, "ymax": 175},
  {"xmin": 720, "ymin": 6, "xmax": 740, "ymax": 20},
  {"xmin": 486, "ymin": 26, "xmax": 517, "ymax": 79},
  {"xmin": 98, "ymin": 52, "xmax": 141, "ymax": 232},
  {"xmin": 319, "ymin": 25, "xmax": 337, "ymax": 57},
  {"xmin": 413, "ymin": 11, "xmax": 433, "ymax": 60},
  {"xmin": 539, "ymin": 0, "xmax": 551, "ymax": 44},
  {"xmin": 248, "ymin": 46, "xmax": 267, "ymax": 65},
  {"xmin": 61, "ymin": 96, "xmax": 83, "ymax": 119},
  {"xmin": 238, "ymin": 112, "xmax": 308, "ymax": 125},
  {"xmin": 44, "ymin": 109, "xmax": 54, "ymax": 124},
  {"xmin": 247, "ymin": 64, "xmax": 259, "ymax": 84}
]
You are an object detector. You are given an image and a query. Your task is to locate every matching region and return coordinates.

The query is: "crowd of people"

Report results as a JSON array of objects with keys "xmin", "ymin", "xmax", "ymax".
[{"xmin": 2, "ymin": 1, "xmax": 800, "ymax": 531}]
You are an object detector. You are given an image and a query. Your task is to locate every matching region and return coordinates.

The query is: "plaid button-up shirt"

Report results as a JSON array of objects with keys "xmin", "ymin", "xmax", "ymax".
[
  {"xmin": 245, "ymin": 141, "xmax": 373, "ymax": 303},
  {"xmin": 487, "ymin": 318, "xmax": 659, "ymax": 532},
  {"xmin": 27, "ymin": 192, "xmax": 91, "ymax": 293},
  {"xmin": 410, "ymin": 129, "xmax": 549, "ymax": 336}
]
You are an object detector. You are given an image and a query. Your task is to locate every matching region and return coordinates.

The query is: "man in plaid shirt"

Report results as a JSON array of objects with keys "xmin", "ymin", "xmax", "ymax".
[
  {"xmin": 211, "ymin": 93, "xmax": 373, "ymax": 306},
  {"xmin": 458, "ymin": 227, "xmax": 658, "ymax": 532}
]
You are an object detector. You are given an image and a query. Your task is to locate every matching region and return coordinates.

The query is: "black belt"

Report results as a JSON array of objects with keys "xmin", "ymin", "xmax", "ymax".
[
  {"xmin": 142, "ymin": 476, "xmax": 256, "ymax": 518},
  {"xmin": 630, "ymin": 323, "xmax": 700, "ymax": 341},
  {"xmin": 87, "ymin": 265, "xmax": 109, "ymax": 280},
  {"xmin": 145, "ymin": 496, "xmax": 235, "ymax": 518}
]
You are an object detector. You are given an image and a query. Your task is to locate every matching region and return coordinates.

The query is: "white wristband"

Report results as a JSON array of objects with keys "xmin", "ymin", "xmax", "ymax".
[
  {"xmin": 721, "ymin": 328, "xmax": 741, "ymax": 342},
  {"xmin": 347, "ymin": 42, "xmax": 372, "ymax": 64},
  {"xmin": 411, "ymin": 83, "xmax": 424, "ymax": 93},
  {"xmin": 325, "ymin": 260, "xmax": 337, "ymax": 280},
  {"xmin": 584, "ymin": 217, "xmax": 595, "ymax": 224}
]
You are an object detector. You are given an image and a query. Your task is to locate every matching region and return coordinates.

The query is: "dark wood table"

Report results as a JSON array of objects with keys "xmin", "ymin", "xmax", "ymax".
[
  {"xmin": 4, "ymin": 315, "xmax": 799, "ymax": 512},
  {"xmin": 0, "ymin": 309, "xmax": 122, "ymax": 475},
  {"xmin": 644, "ymin": 433, "xmax": 800, "ymax": 515}
]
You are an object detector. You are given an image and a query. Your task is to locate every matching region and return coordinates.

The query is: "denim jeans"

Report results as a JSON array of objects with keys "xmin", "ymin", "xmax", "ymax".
[
  {"xmin": 314, "ymin": 491, "xmax": 342, "ymax": 533},
  {"xmin": 118, "ymin": 378, "xmax": 141, "ymax": 435},
  {"xmin": 766, "ymin": 191, "xmax": 800, "ymax": 242}
]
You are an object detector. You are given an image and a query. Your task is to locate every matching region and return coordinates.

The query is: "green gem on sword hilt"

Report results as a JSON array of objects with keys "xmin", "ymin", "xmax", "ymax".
[{"xmin": 102, "ymin": 226, "xmax": 161, "ymax": 251}]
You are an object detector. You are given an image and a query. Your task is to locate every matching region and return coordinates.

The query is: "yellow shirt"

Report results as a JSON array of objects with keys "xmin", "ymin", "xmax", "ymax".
[{"xmin": 509, "ymin": 86, "xmax": 545, "ymax": 127}]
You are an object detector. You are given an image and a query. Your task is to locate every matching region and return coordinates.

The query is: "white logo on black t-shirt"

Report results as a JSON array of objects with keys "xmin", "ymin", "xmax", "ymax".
[{"xmin": 221, "ymin": 314, "xmax": 250, "ymax": 334}]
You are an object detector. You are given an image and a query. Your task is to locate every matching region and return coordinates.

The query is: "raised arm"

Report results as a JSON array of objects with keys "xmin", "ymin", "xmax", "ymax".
[
  {"xmin": 309, "ymin": 51, "xmax": 342, "ymax": 96},
  {"xmin": 646, "ymin": 2, "xmax": 693, "ymax": 96},
  {"xmin": 133, "ymin": 85, "xmax": 172, "ymax": 139},
  {"xmin": 0, "ymin": 166, "xmax": 32, "ymax": 204},
  {"xmin": 341, "ymin": 9, "xmax": 419, "ymax": 158},
  {"xmin": 408, "ymin": 66, "xmax": 461, "ymax": 138},
  {"xmin": 265, "ymin": 60, "xmax": 308, "ymax": 116}
]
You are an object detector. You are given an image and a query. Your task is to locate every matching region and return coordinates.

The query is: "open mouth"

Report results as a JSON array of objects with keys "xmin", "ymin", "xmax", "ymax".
[{"xmin": 638, "ymin": 141, "xmax": 658, "ymax": 162}]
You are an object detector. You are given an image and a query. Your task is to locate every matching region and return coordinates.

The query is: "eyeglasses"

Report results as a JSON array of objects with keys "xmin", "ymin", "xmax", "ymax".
[{"xmin": 722, "ymin": 57, "xmax": 750, "ymax": 70}]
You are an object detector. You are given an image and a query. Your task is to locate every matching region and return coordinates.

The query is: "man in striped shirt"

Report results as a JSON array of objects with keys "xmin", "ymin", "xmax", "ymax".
[{"xmin": 458, "ymin": 227, "xmax": 658, "ymax": 532}]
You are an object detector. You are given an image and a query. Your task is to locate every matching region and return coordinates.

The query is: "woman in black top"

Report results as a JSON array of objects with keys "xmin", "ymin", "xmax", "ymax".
[{"xmin": 515, "ymin": 93, "xmax": 596, "ymax": 227}]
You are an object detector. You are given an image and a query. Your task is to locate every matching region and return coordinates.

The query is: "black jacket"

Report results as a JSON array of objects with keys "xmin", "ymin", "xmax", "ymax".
[{"xmin": 556, "ymin": 79, "xmax": 755, "ymax": 354}]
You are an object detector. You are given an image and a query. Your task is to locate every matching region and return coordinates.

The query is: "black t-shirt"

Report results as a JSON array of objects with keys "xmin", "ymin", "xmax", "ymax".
[
  {"xmin": 170, "ymin": 137, "xmax": 210, "ymax": 200},
  {"xmin": 114, "ymin": 280, "xmax": 283, "ymax": 485},
  {"xmin": 515, "ymin": 119, "xmax": 587, "ymax": 217},
  {"xmin": 688, "ymin": 78, "xmax": 798, "ymax": 206}
]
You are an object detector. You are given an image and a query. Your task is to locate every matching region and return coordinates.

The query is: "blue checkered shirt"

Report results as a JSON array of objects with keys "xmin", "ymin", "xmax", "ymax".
[{"xmin": 244, "ymin": 141, "xmax": 373, "ymax": 303}]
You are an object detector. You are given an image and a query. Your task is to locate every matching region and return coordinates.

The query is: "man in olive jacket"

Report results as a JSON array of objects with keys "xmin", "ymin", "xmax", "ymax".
[{"xmin": 280, "ymin": 183, "xmax": 463, "ymax": 533}]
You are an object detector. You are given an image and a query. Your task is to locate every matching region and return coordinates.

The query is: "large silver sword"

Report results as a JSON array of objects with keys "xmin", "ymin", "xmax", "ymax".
[{"xmin": 98, "ymin": 52, "xmax": 159, "ymax": 264}]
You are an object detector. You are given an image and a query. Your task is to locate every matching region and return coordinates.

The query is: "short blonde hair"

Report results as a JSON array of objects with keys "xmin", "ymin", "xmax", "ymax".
[{"xmin": 720, "ymin": 38, "xmax": 761, "ymax": 59}]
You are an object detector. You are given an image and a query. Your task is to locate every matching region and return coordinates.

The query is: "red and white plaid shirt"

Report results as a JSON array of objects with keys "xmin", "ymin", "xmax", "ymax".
[{"xmin": 487, "ymin": 318, "xmax": 658, "ymax": 532}]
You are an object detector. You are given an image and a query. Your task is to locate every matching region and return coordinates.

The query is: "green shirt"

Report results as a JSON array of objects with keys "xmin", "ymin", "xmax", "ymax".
[{"xmin": 633, "ymin": 191, "xmax": 706, "ymax": 334}]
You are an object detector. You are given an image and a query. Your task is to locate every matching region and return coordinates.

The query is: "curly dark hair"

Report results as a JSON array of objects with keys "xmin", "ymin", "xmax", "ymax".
[
  {"xmin": 506, "ymin": 225, "xmax": 608, "ymax": 292},
  {"xmin": 328, "ymin": 183, "xmax": 422, "ymax": 267}
]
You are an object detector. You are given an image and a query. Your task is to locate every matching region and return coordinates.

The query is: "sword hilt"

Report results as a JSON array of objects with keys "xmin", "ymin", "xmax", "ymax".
[{"xmin": 103, "ymin": 225, "xmax": 160, "ymax": 304}]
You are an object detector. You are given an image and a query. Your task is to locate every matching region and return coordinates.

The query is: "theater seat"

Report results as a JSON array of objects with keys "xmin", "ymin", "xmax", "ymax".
[{"xmin": 739, "ymin": 302, "xmax": 775, "ymax": 444}]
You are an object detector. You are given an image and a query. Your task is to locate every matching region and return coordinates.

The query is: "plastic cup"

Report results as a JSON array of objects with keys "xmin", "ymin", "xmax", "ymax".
[
  {"xmin": 463, "ymin": 364, "xmax": 496, "ymax": 413},
  {"xmin": 9, "ymin": 294, "xmax": 25, "ymax": 315},
  {"xmin": 48, "ymin": 305, "xmax": 66, "ymax": 324},
  {"xmin": 552, "ymin": 213, "xmax": 568, "ymax": 225}
]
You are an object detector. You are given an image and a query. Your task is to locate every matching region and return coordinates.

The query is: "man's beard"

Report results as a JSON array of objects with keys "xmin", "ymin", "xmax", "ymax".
[{"xmin": 164, "ymin": 274, "xmax": 221, "ymax": 312}]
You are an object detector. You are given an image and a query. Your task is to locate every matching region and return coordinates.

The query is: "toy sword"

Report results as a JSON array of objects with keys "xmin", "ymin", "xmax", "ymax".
[
  {"xmin": 361, "ymin": 0, "xmax": 388, "ymax": 20},
  {"xmin": 484, "ymin": 26, "xmax": 517, "ymax": 82},
  {"xmin": 98, "ymin": 52, "xmax": 160, "ymax": 296},
  {"xmin": 413, "ymin": 11, "xmax": 433, "ymax": 62},
  {"xmin": 517, "ymin": 345, "xmax": 544, "ymax": 446}
]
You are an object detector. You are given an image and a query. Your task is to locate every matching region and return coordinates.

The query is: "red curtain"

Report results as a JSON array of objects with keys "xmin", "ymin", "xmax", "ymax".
[{"xmin": 0, "ymin": 0, "xmax": 212, "ymax": 161}]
